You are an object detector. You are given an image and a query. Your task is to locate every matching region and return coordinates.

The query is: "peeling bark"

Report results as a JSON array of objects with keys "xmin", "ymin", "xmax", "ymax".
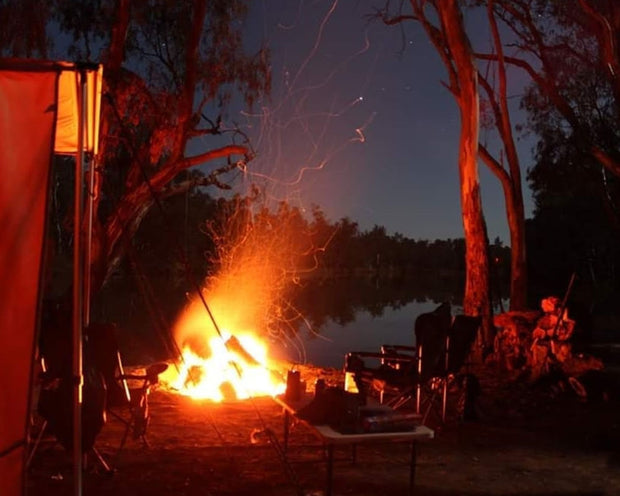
[{"xmin": 436, "ymin": 0, "xmax": 493, "ymax": 351}]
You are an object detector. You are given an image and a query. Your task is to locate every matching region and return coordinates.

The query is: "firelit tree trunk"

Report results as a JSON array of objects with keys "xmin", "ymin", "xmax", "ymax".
[
  {"xmin": 437, "ymin": 0, "xmax": 493, "ymax": 352},
  {"xmin": 379, "ymin": 0, "xmax": 526, "ymax": 315},
  {"xmin": 478, "ymin": 0, "xmax": 527, "ymax": 311}
]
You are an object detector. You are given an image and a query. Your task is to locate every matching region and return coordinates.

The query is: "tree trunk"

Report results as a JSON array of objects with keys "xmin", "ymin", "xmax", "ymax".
[
  {"xmin": 506, "ymin": 189, "xmax": 527, "ymax": 310},
  {"xmin": 438, "ymin": 0, "xmax": 493, "ymax": 352},
  {"xmin": 487, "ymin": 0, "xmax": 527, "ymax": 311},
  {"xmin": 87, "ymin": 0, "xmax": 130, "ymax": 294}
]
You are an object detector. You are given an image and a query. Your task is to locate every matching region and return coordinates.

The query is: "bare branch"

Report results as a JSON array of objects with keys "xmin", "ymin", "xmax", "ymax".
[
  {"xmin": 182, "ymin": 145, "xmax": 249, "ymax": 169},
  {"xmin": 479, "ymin": 144, "xmax": 510, "ymax": 184},
  {"xmin": 411, "ymin": 0, "xmax": 459, "ymax": 96}
]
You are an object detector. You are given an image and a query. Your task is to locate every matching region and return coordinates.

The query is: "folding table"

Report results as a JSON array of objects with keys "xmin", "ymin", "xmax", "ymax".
[{"xmin": 274, "ymin": 393, "xmax": 434, "ymax": 495}]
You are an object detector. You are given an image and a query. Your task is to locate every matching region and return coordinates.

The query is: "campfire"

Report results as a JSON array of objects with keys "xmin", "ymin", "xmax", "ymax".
[
  {"xmin": 159, "ymin": 197, "xmax": 317, "ymax": 401},
  {"xmin": 162, "ymin": 330, "xmax": 285, "ymax": 401},
  {"xmin": 159, "ymin": 291, "xmax": 287, "ymax": 402}
]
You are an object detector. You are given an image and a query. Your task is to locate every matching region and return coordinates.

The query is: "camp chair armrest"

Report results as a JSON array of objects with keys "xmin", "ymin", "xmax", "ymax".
[
  {"xmin": 346, "ymin": 351, "xmax": 417, "ymax": 363},
  {"xmin": 117, "ymin": 363, "xmax": 168, "ymax": 385},
  {"xmin": 380, "ymin": 344, "xmax": 416, "ymax": 354},
  {"xmin": 344, "ymin": 351, "xmax": 419, "ymax": 376}
]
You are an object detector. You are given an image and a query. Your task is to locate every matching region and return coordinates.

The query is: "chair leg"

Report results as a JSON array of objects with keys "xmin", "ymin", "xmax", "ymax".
[
  {"xmin": 442, "ymin": 377, "xmax": 448, "ymax": 422},
  {"xmin": 416, "ymin": 383, "xmax": 421, "ymax": 414},
  {"xmin": 106, "ymin": 407, "xmax": 133, "ymax": 458},
  {"xmin": 26, "ymin": 419, "xmax": 48, "ymax": 468},
  {"xmin": 419, "ymin": 381, "xmax": 448, "ymax": 426},
  {"xmin": 89, "ymin": 447, "xmax": 113, "ymax": 474},
  {"xmin": 391, "ymin": 392, "xmax": 414, "ymax": 410},
  {"xmin": 118, "ymin": 422, "xmax": 131, "ymax": 452}
]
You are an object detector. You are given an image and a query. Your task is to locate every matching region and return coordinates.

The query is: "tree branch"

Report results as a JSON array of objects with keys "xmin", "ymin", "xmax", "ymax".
[
  {"xmin": 411, "ymin": 0, "xmax": 459, "ymax": 97},
  {"xmin": 182, "ymin": 145, "xmax": 249, "ymax": 169},
  {"xmin": 487, "ymin": 0, "xmax": 522, "ymax": 202},
  {"xmin": 478, "ymin": 144, "xmax": 510, "ymax": 184},
  {"xmin": 591, "ymin": 146, "xmax": 620, "ymax": 177},
  {"xmin": 176, "ymin": 0, "xmax": 207, "ymax": 160}
]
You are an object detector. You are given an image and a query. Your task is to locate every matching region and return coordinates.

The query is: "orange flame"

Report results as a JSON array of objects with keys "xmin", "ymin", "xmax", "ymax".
[
  {"xmin": 160, "ymin": 200, "xmax": 311, "ymax": 400},
  {"xmin": 160, "ymin": 294, "xmax": 286, "ymax": 401},
  {"xmin": 162, "ymin": 332, "xmax": 285, "ymax": 401}
]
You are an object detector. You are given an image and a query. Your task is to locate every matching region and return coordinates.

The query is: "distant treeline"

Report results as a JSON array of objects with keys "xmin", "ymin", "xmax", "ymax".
[
  {"xmin": 87, "ymin": 191, "xmax": 510, "ymax": 356},
  {"xmin": 126, "ymin": 191, "xmax": 512, "ymax": 284}
]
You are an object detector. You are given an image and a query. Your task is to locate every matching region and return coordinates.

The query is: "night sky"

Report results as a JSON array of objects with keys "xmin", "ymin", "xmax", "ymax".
[{"xmin": 232, "ymin": 0, "xmax": 536, "ymax": 244}]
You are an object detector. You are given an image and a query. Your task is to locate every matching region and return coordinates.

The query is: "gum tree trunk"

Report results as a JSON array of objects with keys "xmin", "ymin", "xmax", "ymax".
[{"xmin": 437, "ymin": 0, "xmax": 493, "ymax": 352}]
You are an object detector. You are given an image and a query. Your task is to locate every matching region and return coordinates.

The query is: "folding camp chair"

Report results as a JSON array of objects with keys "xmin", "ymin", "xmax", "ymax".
[
  {"xmin": 28, "ymin": 323, "xmax": 167, "ymax": 471},
  {"xmin": 344, "ymin": 303, "xmax": 450, "ymax": 416},
  {"xmin": 28, "ymin": 352, "xmax": 110, "ymax": 472},
  {"xmin": 86, "ymin": 323, "xmax": 168, "ymax": 455},
  {"xmin": 344, "ymin": 304, "xmax": 480, "ymax": 424},
  {"xmin": 414, "ymin": 314, "xmax": 481, "ymax": 422}
]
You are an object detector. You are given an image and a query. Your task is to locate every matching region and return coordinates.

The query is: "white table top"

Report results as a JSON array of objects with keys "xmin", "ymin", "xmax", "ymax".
[
  {"xmin": 274, "ymin": 393, "xmax": 434, "ymax": 443},
  {"xmin": 312, "ymin": 423, "xmax": 434, "ymax": 444}
]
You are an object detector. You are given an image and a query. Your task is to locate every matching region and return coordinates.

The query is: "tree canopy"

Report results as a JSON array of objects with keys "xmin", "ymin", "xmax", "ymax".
[{"xmin": 1, "ymin": 0, "xmax": 270, "ymax": 293}]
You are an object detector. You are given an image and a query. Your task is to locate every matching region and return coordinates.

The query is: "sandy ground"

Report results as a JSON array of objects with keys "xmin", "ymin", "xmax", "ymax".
[{"xmin": 26, "ymin": 363, "xmax": 620, "ymax": 496}]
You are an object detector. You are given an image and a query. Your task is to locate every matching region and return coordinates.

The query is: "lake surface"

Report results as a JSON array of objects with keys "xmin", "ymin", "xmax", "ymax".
[
  {"xmin": 271, "ymin": 298, "xmax": 620, "ymax": 371},
  {"xmin": 271, "ymin": 300, "xmax": 452, "ymax": 369}
]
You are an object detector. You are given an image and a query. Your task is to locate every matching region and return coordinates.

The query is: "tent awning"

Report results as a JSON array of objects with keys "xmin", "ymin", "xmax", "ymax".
[{"xmin": 0, "ymin": 59, "xmax": 103, "ymax": 154}]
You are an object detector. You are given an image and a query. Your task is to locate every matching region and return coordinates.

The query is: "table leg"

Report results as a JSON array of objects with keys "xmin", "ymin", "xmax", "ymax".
[
  {"xmin": 283, "ymin": 410, "xmax": 290, "ymax": 454},
  {"xmin": 409, "ymin": 442, "xmax": 417, "ymax": 495},
  {"xmin": 326, "ymin": 444, "xmax": 334, "ymax": 496}
]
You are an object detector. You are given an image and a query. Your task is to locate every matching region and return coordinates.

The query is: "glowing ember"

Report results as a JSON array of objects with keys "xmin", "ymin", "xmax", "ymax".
[{"xmin": 160, "ymin": 196, "xmax": 314, "ymax": 401}]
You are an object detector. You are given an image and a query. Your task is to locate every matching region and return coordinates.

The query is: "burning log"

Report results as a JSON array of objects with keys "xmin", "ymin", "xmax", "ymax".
[
  {"xmin": 184, "ymin": 365, "xmax": 205, "ymax": 388},
  {"xmin": 225, "ymin": 335, "xmax": 260, "ymax": 366},
  {"xmin": 225, "ymin": 335, "xmax": 286, "ymax": 385},
  {"xmin": 162, "ymin": 331, "xmax": 287, "ymax": 401},
  {"xmin": 219, "ymin": 381, "xmax": 237, "ymax": 401}
]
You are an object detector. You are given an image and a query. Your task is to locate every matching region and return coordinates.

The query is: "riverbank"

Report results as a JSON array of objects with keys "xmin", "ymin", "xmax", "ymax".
[{"xmin": 27, "ymin": 362, "xmax": 620, "ymax": 495}]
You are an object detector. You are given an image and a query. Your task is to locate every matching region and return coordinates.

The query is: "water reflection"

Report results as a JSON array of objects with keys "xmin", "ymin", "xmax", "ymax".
[
  {"xmin": 271, "ymin": 272, "xmax": 485, "ymax": 368},
  {"xmin": 116, "ymin": 272, "xmax": 507, "ymax": 367},
  {"xmin": 272, "ymin": 300, "xmax": 456, "ymax": 368}
]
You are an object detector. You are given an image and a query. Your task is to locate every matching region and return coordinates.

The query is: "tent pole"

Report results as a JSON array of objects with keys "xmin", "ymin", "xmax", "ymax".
[
  {"xmin": 72, "ymin": 68, "xmax": 87, "ymax": 496},
  {"xmin": 84, "ymin": 154, "xmax": 95, "ymax": 328},
  {"xmin": 84, "ymin": 63, "xmax": 101, "ymax": 330}
]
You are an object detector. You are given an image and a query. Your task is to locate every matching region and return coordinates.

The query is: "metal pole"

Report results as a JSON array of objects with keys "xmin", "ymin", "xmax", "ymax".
[
  {"xmin": 83, "ymin": 143, "xmax": 95, "ymax": 327},
  {"xmin": 72, "ymin": 68, "xmax": 87, "ymax": 496}
]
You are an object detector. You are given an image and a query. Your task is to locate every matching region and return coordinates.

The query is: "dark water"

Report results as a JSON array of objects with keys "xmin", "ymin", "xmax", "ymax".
[
  {"xmin": 269, "ymin": 301, "xmax": 620, "ymax": 372},
  {"xmin": 271, "ymin": 300, "xmax": 454, "ymax": 369},
  {"xmin": 263, "ymin": 273, "xmax": 472, "ymax": 369},
  {"xmin": 115, "ymin": 274, "xmax": 498, "ymax": 367}
]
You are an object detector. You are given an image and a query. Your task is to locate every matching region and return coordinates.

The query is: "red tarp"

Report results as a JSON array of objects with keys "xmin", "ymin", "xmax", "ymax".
[
  {"xmin": 0, "ymin": 60, "xmax": 102, "ymax": 496},
  {"xmin": 0, "ymin": 68, "xmax": 57, "ymax": 496}
]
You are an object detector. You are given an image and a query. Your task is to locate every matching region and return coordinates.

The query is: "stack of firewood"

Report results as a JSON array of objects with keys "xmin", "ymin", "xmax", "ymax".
[{"xmin": 492, "ymin": 297, "xmax": 603, "ymax": 384}]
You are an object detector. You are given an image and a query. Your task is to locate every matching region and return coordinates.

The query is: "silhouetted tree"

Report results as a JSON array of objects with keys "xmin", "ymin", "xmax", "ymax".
[
  {"xmin": 1, "ymin": 0, "xmax": 270, "ymax": 297},
  {"xmin": 481, "ymin": 0, "xmax": 620, "ymax": 179},
  {"xmin": 478, "ymin": 0, "xmax": 620, "ymax": 315}
]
